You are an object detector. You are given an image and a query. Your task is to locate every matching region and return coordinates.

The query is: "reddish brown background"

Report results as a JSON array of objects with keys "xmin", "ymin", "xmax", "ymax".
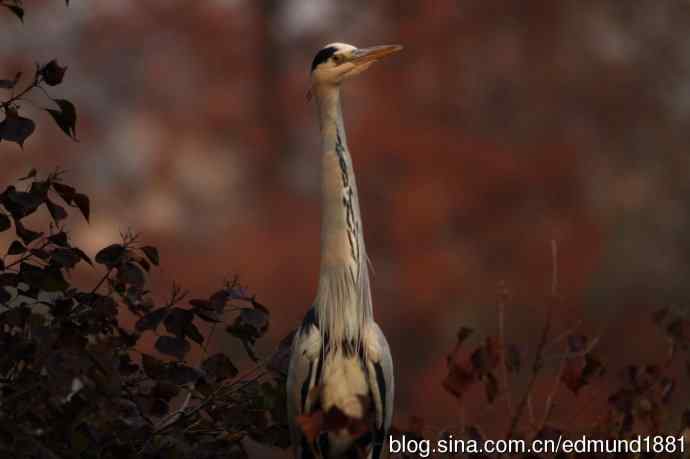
[{"xmin": 1, "ymin": 0, "xmax": 689, "ymax": 446}]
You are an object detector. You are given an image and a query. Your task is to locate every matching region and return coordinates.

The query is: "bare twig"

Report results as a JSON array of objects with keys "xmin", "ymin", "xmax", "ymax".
[
  {"xmin": 506, "ymin": 240, "xmax": 560, "ymax": 439},
  {"xmin": 497, "ymin": 282, "xmax": 513, "ymax": 414}
]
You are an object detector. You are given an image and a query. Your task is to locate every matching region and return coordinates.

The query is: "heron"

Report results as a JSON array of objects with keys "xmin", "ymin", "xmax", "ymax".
[{"xmin": 286, "ymin": 43, "xmax": 402, "ymax": 458}]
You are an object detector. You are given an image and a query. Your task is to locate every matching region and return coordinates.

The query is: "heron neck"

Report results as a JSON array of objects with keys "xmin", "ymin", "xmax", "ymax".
[{"xmin": 313, "ymin": 84, "xmax": 373, "ymax": 346}]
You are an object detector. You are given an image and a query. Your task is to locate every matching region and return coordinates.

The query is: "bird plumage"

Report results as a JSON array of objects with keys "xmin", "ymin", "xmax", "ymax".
[{"xmin": 286, "ymin": 43, "xmax": 401, "ymax": 458}]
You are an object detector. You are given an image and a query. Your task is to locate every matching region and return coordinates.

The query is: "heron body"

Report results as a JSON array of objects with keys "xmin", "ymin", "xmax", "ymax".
[{"xmin": 286, "ymin": 43, "xmax": 401, "ymax": 459}]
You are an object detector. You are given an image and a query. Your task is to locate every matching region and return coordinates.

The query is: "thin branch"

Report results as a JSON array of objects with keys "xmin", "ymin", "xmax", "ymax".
[{"xmin": 497, "ymin": 282, "xmax": 513, "ymax": 414}]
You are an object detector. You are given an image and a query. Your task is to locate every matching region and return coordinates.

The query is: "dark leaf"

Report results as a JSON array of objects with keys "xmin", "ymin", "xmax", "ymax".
[
  {"xmin": 73, "ymin": 193, "xmax": 89, "ymax": 221},
  {"xmin": 45, "ymin": 198, "xmax": 67, "ymax": 222},
  {"xmin": 7, "ymin": 240, "xmax": 26, "ymax": 255},
  {"xmin": 71, "ymin": 247, "xmax": 92, "ymax": 266},
  {"xmin": 148, "ymin": 398, "xmax": 169, "ymax": 418},
  {"xmin": 167, "ymin": 364, "xmax": 202, "ymax": 385},
  {"xmin": 155, "ymin": 335, "xmax": 190, "ymax": 360},
  {"xmin": 141, "ymin": 353, "xmax": 167, "ymax": 380},
  {"xmin": 0, "ymin": 212, "xmax": 10, "ymax": 232},
  {"xmin": 51, "ymin": 248, "xmax": 81, "ymax": 269},
  {"xmin": 185, "ymin": 322, "xmax": 204, "ymax": 344},
  {"xmin": 94, "ymin": 244, "xmax": 125, "ymax": 268},
  {"xmin": 457, "ymin": 326, "xmax": 474, "ymax": 345},
  {"xmin": 1, "ymin": 186, "xmax": 44, "ymax": 218},
  {"xmin": 47, "ymin": 231, "xmax": 69, "ymax": 247},
  {"xmin": 30, "ymin": 247, "xmax": 49, "ymax": 259},
  {"xmin": 39, "ymin": 60, "xmax": 67, "ymax": 86},
  {"xmin": 135, "ymin": 307, "xmax": 168, "ymax": 332},
  {"xmin": 190, "ymin": 298, "xmax": 211, "ymax": 309},
  {"xmin": 51, "ymin": 182, "xmax": 76, "ymax": 204},
  {"xmin": 227, "ymin": 308, "xmax": 269, "ymax": 341},
  {"xmin": 3, "ymin": 4, "xmax": 24, "ymax": 22},
  {"xmin": 46, "ymin": 98, "xmax": 77, "ymax": 140},
  {"xmin": 14, "ymin": 219, "xmax": 42, "ymax": 244},
  {"xmin": 0, "ymin": 72, "xmax": 21, "ymax": 90},
  {"xmin": 443, "ymin": 357, "xmax": 476, "ymax": 399},
  {"xmin": 117, "ymin": 262, "xmax": 145, "ymax": 287},
  {"xmin": 567, "ymin": 334, "xmax": 588, "ymax": 353},
  {"xmin": 137, "ymin": 257, "xmax": 150, "ymax": 272},
  {"xmin": 0, "ymin": 272, "xmax": 19, "ymax": 288},
  {"xmin": 164, "ymin": 307, "xmax": 193, "ymax": 337},
  {"xmin": 202, "ymin": 353, "xmax": 239, "ymax": 381},
  {"xmin": 141, "ymin": 245, "xmax": 159, "ymax": 266},
  {"xmin": 0, "ymin": 287, "xmax": 10, "ymax": 303},
  {"xmin": 0, "ymin": 108, "xmax": 35, "ymax": 148},
  {"xmin": 3, "ymin": 305, "xmax": 30, "ymax": 327},
  {"xmin": 193, "ymin": 306, "xmax": 222, "ymax": 323}
]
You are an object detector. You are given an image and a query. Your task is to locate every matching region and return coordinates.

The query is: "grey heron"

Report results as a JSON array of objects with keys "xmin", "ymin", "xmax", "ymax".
[{"xmin": 286, "ymin": 43, "xmax": 402, "ymax": 459}]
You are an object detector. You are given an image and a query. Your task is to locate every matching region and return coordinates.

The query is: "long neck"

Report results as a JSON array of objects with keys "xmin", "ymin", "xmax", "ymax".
[{"xmin": 313, "ymin": 84, "xmax": 373, "ymax": 348}]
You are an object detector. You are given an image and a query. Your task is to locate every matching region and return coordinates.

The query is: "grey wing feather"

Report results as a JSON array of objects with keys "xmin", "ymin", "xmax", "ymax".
[
  {"xmin": 366, "ymin": 321, "xmax": 394, "ymax": 458},
  {"xmin": 286, "ymin": 318, "xmax": 321, "ymax": 458}
]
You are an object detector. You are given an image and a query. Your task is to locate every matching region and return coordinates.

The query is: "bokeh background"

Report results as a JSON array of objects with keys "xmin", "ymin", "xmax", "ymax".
[{"xmin": 2, "ymin": 0, "xmax": 690, "ymax": 444}]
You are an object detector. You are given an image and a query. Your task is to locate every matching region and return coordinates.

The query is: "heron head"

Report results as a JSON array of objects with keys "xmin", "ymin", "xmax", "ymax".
[{"xmin": 310, "ymin": 42, "xmax": 403, "ymax": 86}]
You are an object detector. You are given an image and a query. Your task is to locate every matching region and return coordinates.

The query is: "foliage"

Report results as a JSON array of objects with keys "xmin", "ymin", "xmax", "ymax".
[
  {"xmin": 0, "ymin": 170, "xmax": 290, "ymax": 458},
  {"xmin": 390, "ymin": 242, "xmax": 690, "ymax": 458},
  {"xmin": 0, "ymin": 5, "xmax": 290, "ymax": 458}
]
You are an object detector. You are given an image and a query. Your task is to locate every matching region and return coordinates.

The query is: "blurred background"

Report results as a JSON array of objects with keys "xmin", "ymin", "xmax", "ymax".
[{"xmin": 1, "ymin": 0, "xmax": 690, "ymax": 440}]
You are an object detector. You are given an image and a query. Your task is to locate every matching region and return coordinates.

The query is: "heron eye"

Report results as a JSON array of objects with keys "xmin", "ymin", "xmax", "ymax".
[{"xmin": 332, "ymin": 54, "xmax": 343, "ymax": 64}]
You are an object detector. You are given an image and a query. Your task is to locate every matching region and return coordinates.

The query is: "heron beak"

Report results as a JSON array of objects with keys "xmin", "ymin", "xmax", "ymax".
[{"xmin": 350, "ymin": 44, "xmax": 403, "ymax": 66}]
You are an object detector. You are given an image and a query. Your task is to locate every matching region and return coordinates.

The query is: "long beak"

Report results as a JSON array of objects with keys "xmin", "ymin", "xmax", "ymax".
[{"xmin": 350, "ymin": 44, "xmax": 403, "ymax": 65}]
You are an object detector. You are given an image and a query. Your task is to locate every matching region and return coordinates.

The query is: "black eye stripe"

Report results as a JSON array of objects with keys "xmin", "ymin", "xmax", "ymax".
[{"xmin": 311, "ymin": 46, "xmax": 338, "ymax": 72}]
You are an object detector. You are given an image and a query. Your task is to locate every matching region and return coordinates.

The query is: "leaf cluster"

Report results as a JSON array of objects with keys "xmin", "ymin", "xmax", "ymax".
[{"xmin": 0, "ymin": 171, "xmax": 289, "ymax": 459}]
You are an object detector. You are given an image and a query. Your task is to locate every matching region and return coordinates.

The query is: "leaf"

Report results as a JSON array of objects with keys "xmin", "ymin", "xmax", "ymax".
[
  {"xmin": 443, "ymin": 357, "xmax": 477, "ymax": 400},
  {"xmin": 45, "ymin": 198, "xmax": 67, "ymax": 222},
  {"xmin": 1, "ymin": 185, "xmax": 44, "ymax": 218},
  {"xmin": 20, "ymin": 262, "xmax": 68, "ymax": 292},
  {"xmin": 46, "ymin": 98, "xmax": 77, "ymax": 141},
  {"xmin": 47, "ymin": 231, "xmax": 69, "ymax": 247},
  {"xmin": 14, "ymin": 219, "xmax": 42, "ymax": 244},
  {"xmin": 140, "ymin": 246, "xmax": 159, "ymax": 266},
  {"xmin": 0, "ymin": 72, "xmax": 21, "ymax": 90},
  {"xmin": 117, "ymin": 262, "xmax": 145, "ymax": 287},
  {"xmin": 141, "ymin": 353, "xmax": 167, "ymax": 380},
  {"xmin": 457, "ymin": 326, "xmax": 474, "ymax": 345},
  {"xmin": 51, "ymin": 248, "xmax": 81, "ymax": 269},
  {"xmin": 39, "ymin": 60, "xmax": 67, "ymax": 86},
  {"xmin": 51, "ymin": 182, "xmax": 76, "ymax": 204},
  {"xmin": 154, "ymin": 336, "xmax": 190, "ymax": 360},
  {"xmin": 73, "ymin": 193, "xmax": 89, "ymax": 221},
  {"xmin": 30, "ymin": 248, "xmax": 49, "ymax": 260},
  {"xmin": 152, "ymin": 381, "xmax": 180, "ymax": 401},
  {"xmin": 3, "ymin": 4, "xmax": 24, "ymax": 22},
  {"xmin": 135, "ymin": 307, "xmax": 168, "ymax": 332},
  {"xmin": 185, "ymin": 322, "xmax": 204, "ymax": 344},
  {"xmin": 71, "ymin": 247, "xmax": 92, "ymax": 266},
  {"xmin": 0, "ymin": 212, "xmax": 10, "ymax": 232},
  {"xmin": 0, "ymin": 109, "xmax": 35, "ymax": 148},
  {"xmin": 94, "ymin": 244, "xmax": 125, "ymax": 268},
  {"xmin": 7, "ymin": 240, "xmax": 25, "ymax": 255},
  {"xmin": 202, "ymin": 353, "xmax": 238, "ymax": 381}
]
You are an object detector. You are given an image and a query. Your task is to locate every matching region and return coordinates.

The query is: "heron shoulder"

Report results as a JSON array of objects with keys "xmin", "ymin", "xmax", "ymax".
[{"xmin": 295, "ymin": 308, "xmax": 322, "ymax": 361}]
